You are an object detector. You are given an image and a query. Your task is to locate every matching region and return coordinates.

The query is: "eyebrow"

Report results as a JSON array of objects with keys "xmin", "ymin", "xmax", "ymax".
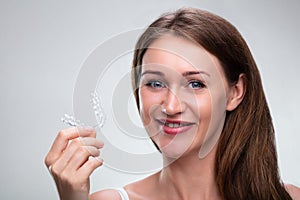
[
  {"xmin": 141, "ymin": 70, "xmax": 210, "ymax": 77},
  {"xmin": 182, "ymin": 71, "xmax": 210, "ymax": 77},
  {"xmin": 141, "ymin": 70, "xmax": 165, "ymax": 77}
]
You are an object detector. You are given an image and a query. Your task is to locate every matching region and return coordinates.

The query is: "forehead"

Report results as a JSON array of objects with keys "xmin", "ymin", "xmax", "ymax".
[{"xmin": 142, "ymin": 35, "xmax": 222, "ymax": 74}]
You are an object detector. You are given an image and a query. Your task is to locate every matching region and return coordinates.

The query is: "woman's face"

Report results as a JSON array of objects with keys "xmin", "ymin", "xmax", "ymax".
[{"xmin": 138, "ymin": 35, "xmax": 231, "ymax": 159}]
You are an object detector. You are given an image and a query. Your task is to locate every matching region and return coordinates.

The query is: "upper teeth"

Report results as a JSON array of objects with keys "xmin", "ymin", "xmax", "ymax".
[{"xmin": 165, "ymin": 122, "xmax": 181, "ymax": 128}]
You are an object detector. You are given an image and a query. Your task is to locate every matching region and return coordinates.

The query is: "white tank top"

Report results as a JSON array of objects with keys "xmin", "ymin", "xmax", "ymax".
[{"xmin": 117, "ymin": 188, "xmax": 130, "ymax": 200}]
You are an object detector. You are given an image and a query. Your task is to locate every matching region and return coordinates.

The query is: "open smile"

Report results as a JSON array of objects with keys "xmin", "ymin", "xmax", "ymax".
[{"xmin": 156, "ymin": 119, "xmax": 196, "ymax": 135}]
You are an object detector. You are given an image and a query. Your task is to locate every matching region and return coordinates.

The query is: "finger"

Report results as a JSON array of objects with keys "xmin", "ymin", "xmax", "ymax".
[
  {"xmin": 77, "ymin": 126, "xmax": 97, "ymax": 138},
  {"xmin": 45, "ymin": 127, "xmax": 96, "ymax": 167},
  {"xmin": 52, "ymin": 145, "xmax": 100, "ymax": 176},
  {"xmin": 84, "ymin": 146, "xmax": 101, "ymax": 157},
  {"xmin": 50, "ymin": 138, "xmax": 82, "ymax": 175},
  {"xmin": 50, "ymin": 137, "xmax": 103, "ymax": 175},
  {"xmin": 78, "ymin": 137, "xmax": 104, "ymax": 149},
  {"xmin": 64, "ymin": 145, "xmax": 99, "ymax": 172},
  {"xmin": 78, "ymin": 157, "xmax": 103, "ymax": 178}
]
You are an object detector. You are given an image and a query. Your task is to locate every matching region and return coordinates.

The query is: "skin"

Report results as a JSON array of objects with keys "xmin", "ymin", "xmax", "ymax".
[
  {"xmin": 139, "ymin": 35, "xmax": 237, "ymax": 161},
  {"xmin": 94, "ymin": 35, "xmax": 245, "ymax": 200},
  {"xmin": 44, "ymin": 127, "xmax": 104, "ymax": 200},
  {"xmin": 285, "ymin": 184, "xmax": 300, "ymax": 200},
  {"xmin": 45, "ymin": 35, "xmax": 300, "ymax": 200}
]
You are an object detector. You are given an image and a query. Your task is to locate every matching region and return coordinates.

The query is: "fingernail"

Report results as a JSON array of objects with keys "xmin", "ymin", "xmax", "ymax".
[
  {"xmin": 95, "ymin": 156, "xmax": 103, "ymax": 163},
  {"xmin": 99, "ymin": 141, "xmax": 105, "ymax": 148},
  {"xmin": 83, "ymin": 126, "xmax": 95, "ymax": 131}
]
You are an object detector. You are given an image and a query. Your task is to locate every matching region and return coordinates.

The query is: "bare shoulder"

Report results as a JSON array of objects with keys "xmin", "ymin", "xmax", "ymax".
[
  {"xmin": 90, "ymin": 189, "xmax": 122, "ymax": 200},
  {"xmin": 285, "ymin": 184, "xmax": 300, "ymax": 200},
  {"xmin": 124, "ymin": 172, "xmax": 161, "ymax": 199},
  {"xmin": 90, "ymin": 172, "xmax": 161, "ymax": 200}
]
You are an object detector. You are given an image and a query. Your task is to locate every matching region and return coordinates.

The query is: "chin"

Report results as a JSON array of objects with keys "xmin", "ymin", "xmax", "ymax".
[
  {"xmin": 155, "ymin": 135, "xmax": 197, "ymax": 160},
  {"xmin": 152, "ymin": 126, "xmax": 199, "ymax": 158},
  {"xmin": 161, "ymin": 146, "xmax": 187, "ymax": 160}
]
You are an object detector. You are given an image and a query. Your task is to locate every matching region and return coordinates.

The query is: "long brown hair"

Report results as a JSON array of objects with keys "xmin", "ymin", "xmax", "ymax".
[{"xmin": 131, "ymin": 8, "xmax": 291, "ymax": 200}]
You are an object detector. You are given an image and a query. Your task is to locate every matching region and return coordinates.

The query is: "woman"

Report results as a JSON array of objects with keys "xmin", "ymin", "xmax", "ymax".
[{"xmin": 45, "ymin": 8, "xmax": 300, "ymax": 200}]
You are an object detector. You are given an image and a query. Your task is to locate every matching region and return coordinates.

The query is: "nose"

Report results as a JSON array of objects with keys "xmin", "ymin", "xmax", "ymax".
[{"xmin": 162, "ymin": 88, "xmax": 186, "ymax": 115}]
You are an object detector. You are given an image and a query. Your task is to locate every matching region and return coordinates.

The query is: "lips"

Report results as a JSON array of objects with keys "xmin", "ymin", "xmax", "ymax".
[{"xmin": 156, "ymin": 119, "xmax": 195, "ymax": 135}]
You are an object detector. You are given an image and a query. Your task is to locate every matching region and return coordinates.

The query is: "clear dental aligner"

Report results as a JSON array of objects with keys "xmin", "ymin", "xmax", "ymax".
[
  {"xmin": 61, "ymin": 91, "xmax": 106, "ymax": 128},
  {"xmin": 61, "ymin": 113, "xmax": 85, "ymax": 127},
  {"xmin": 90, "ymin": 91, "xmax": 106, "ymax": 128}
]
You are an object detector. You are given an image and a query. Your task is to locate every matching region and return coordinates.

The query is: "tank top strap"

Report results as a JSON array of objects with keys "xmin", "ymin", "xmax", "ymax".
[{"xmin": 116, "ymin": 188, "xmax": 130, "ymax": 200}]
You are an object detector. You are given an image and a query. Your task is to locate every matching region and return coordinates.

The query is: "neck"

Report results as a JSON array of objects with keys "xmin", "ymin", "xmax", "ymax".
[{"xmin": 158, "ymin": 145, "xmax": 222, "ymax": 200}]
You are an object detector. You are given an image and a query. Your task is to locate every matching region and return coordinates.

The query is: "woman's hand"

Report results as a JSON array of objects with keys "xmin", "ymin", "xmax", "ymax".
[{"xmin": 44, "ymin": 127, "xmax": 104, "ymax": 200}]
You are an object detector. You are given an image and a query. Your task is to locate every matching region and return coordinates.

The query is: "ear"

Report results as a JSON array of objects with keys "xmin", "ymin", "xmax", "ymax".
[{"xmin": 226, "ymin": 74, "xmax": 246, "ymax": 111}]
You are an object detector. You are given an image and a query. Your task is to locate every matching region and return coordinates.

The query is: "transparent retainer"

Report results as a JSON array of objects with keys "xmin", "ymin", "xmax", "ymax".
[{"xmin": 61, "ymin": 91, "xmax": 106, "ymax": 128}]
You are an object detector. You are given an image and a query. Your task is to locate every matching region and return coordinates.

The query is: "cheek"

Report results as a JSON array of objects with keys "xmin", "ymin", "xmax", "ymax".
[
  {"xmin": 138, "ymin": 88, "xmax": 163, "ymax": 124},
  {"xmin": 138, "ymin": 89, "xmax": 150, "ymax": 124},
  {"xmin": 197, "ymin": 86, "xmax": 228, "ymax": 158},
  {"xmin": 192, "ymin": 93, "xmax": 212, "ymax": 123},
  {"xmin": 210, "ymin": 85, "xmax": 227, "ymax": 120},
  {"xmin": 192, "ymin": 95, "xmax": 213, "ymax": 143}
]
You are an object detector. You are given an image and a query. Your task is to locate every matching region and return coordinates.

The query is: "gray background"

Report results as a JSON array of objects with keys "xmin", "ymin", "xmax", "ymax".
[{"xmin": 1, "ymin": 0, "xmax": 299, "ymax": 199}]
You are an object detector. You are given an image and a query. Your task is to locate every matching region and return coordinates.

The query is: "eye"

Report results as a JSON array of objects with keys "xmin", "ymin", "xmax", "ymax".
[
  {"xmin": 188, "ymin": 80, "xmax": 206, "ymax": 89},
  {"xmin": 145, "ymin": 80, "xmax": 165, "ymax": 89}
]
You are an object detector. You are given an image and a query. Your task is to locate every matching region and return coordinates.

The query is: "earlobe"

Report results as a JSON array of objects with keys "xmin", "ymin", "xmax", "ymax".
[{"xmin": 226, "ymin": 74, "xmax": 246, "ymax": 111}]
